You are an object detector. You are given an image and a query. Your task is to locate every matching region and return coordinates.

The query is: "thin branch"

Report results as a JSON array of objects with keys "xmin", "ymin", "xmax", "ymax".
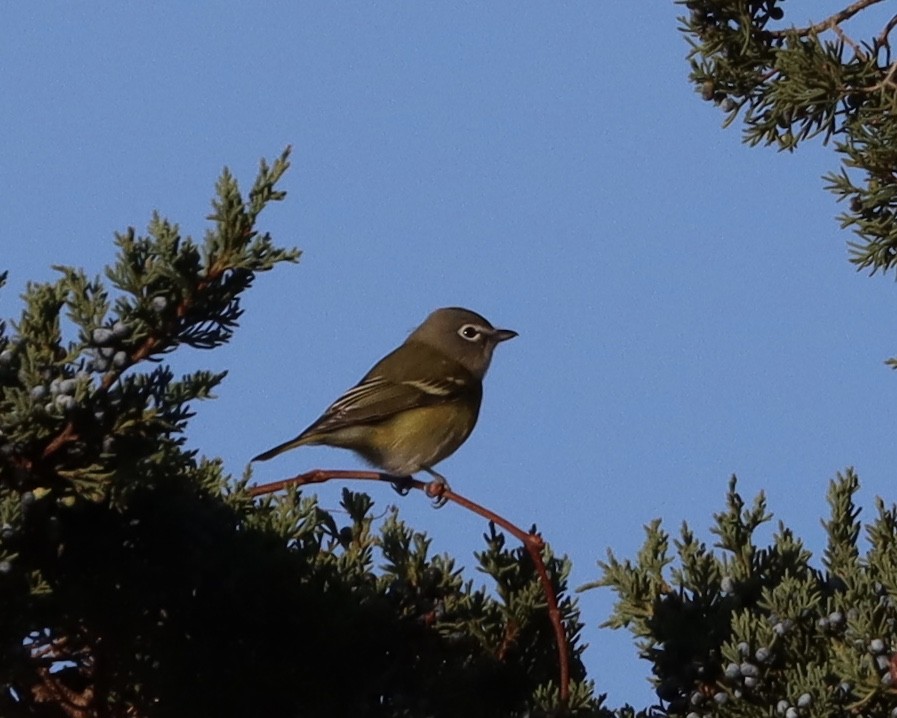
[
  {"xmin": 831, "ymin": 22, "xmax": 864, "ymax": 59},
  {"xmin": 41, "ymin": 420, "xmax": 78, "ymax": 461},
  {"xmin": 771, "ymin": 0, "xmax": 885, "ymax": 38},
  {"xmin": 869, "ymin": 59, "xmax": 897, "ymax": 94},
  {"xmin": 248, "ymin": 469, "xmax": 571, "ymax": 706},
  {"xmin": 31, "ymin": 669, "xmax": 94, "ymax": 718},
  {"xmin": 876, "ymin": 13, "xmax": 897, "ymax": 49}
]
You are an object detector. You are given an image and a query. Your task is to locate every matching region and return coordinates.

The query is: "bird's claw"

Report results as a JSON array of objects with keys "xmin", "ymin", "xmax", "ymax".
[
  {"xmin": 388, "ymin": 475, "xmax": 413, "ymax": 496},
  {"xmin": 425, "ymin": 478, "xmax": 450, "ymax": 508},
  {"xmin": 387, "ymin": 471, "xmax": 450, "ymax": 507}
]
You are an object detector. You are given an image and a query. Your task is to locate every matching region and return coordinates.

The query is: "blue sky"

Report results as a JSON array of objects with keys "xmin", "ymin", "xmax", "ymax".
[{"xmin": 3, "ymin": 2, "xmax": 896, "ymax": 708}]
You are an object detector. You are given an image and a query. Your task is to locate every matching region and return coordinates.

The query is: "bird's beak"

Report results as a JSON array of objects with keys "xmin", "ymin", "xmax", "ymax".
[{"xmin": 493, "ymin": 328, "xmax": 518, "ymax": 343}]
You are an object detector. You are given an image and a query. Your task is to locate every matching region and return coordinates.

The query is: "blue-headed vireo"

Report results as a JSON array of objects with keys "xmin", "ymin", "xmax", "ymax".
[{"xmin": 252, "ymin": 307, "xmax": 516, "ymax": 487}]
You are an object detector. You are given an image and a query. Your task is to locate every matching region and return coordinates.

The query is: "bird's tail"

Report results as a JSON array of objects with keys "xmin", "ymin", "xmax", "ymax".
[{"xmin": 251, "ymin": 434, "xmax": 310, "ymax": 462}]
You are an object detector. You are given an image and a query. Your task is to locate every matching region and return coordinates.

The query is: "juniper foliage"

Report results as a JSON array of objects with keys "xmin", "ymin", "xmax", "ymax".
[
  {"xmin": 678, "ymin": 0, "xmax": 897, "ymax": 359},
  {"xmin": 588, "ymin": 473, "xmax": 897, "ymax": 717}
]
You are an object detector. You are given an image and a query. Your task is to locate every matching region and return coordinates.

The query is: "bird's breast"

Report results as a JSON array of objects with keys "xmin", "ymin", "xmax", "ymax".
[{"xmin": 365, "ymin": 401, "xmax": 480, "ymax": 475}]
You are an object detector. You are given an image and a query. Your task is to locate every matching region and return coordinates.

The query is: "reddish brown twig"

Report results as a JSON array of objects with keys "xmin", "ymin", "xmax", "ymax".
[
  {"xmin": 248, "ymin": 469, "xmax": 570, "ymax": 707},
  {"xmin": 770, "ymin": 0, "xmax": 885, "ymax": 38},
  {"xmin": 41, "ymin": 420, "xmax": 78, "ymax": 461},
  {"xmin": 31, "ymin": 668, "xmax": 94, "ymax": 718},
  {"xmin": 877, "ymin": 13, "xmax": 897, "ymax": 49}
]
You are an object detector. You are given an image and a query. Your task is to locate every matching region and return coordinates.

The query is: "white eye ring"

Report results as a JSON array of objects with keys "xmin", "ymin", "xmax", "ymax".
[{"xmin": 458, "ymin": 324, "xmax": 482, "ymax": 341}]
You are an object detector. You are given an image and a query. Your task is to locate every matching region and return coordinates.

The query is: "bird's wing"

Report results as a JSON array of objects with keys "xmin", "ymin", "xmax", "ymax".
[{"xmin": 303, "ymin": 373, "xmax": 476, "ymax": 437}]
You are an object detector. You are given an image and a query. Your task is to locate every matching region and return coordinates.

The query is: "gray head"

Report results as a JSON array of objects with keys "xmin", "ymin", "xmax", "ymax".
[{"xmin": 405, "ymin": 307, "xmax": 517, "ymax": 379}]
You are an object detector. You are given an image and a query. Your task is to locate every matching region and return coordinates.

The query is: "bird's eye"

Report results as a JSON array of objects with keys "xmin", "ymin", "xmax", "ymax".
[{"xmin": 458, "ymin": 324, "xmax": 481, "ymax": 341}]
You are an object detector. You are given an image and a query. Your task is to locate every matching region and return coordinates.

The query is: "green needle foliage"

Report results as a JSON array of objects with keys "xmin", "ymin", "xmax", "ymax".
[
  {"xmin": 677, "ymin": 1, "xmax": 897, "ymax": 350},
  {"xmin": 587, "ymin": 473, "xmax": 897, "ymax": 717},
  {"xmin": 0, "ymin": 150, "xmax": 601, "ymax": 717}
]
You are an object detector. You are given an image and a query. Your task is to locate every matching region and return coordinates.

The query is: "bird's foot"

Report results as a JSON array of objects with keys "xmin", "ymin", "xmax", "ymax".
[
  {"xmin": 386, "ymin": 474, "xmax": 414, "ymax": 496},
  {"xmin": 423, "ymin": 468, "xmax": 451, "ymax": 508}
]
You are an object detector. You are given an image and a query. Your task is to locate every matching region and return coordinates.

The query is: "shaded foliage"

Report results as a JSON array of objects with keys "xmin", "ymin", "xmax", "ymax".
[{"xmin": 588, "ymin": 474, "xmax": 897, "ymax": 717}]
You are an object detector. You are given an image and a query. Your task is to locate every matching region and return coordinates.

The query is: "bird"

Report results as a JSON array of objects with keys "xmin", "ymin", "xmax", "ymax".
[{"xmin": 251, "ymin": 307, "xmax": 517, "ymax": 490}]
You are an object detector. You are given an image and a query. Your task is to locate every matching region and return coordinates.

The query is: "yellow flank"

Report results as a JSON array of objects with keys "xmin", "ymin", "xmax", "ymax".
[{"xmin": 304, "ymin": 402, "xmax": 479, "ymax": 476}]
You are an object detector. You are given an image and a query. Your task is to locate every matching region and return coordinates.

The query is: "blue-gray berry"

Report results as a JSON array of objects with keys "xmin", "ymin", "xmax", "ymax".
[
  {"xmin": 99, "ymin": 346, "xmax": 115, "ymax": 359},
  {"xmin": 776, "ymin": 699, "xmax": 789, "ymax": 715},
  {"xmin": 740, "ymin": 662, "xmax": 759, "ymax": 678},
  {"xmin": 816, "ymin": 617, "xmax": 829, "ymax": 630},
  {"xmin": 21, "ymin": 492, "xmax": 35, "ymax": 508},
  {"xmin": 112, "ymin": 320, "xmax": 131, "ymax": 338},
  {"xmin": 882, "ymin": 671, "xmax": 894, "ymax": 686},
  {"xmin": 92, "ymin": 327, "xmax": 114, "ymax": 346},
  {"xmin": 724, "ymin": 662, "xmax": 742, "ymax": 679},
  {"xmin": 785, "ymin": 707, "xmax": 799, "ymax": 718},
  {"xmin": 797, "ymin": 693, "xmax": 812, "ymax": 708},
  {"xmin": 876, "ymin": 654, "xmax": 890, "ymax": 671},
  {"xmin": 743, "ymin": 676, "xmax": 758, "ymax": 689},
  {"xmin": 49, "ymin": 377, "xmax": 62, "ymax": 395},
  {"xmin": 0, "ymin": 349, "xmax": 14, "ymax": 365},
  {"xmin": 870, "ymin": 638, "xmax": 886, "ymax": 654},
  {"xmin": 773, "ymin": 619, "xmax": 793, "ymax": 636},
  {"xmin": 828, "ymin": 611, "xmax": 844, "ymax": 625},
  {"xmin": 151, "ymin": 296, "xmax": 168, "ymax": 312},
  {"xmin": 755, "ymin": 647, "xmax": 771, "ymax": 664},
  {"xmin": 737, "ymin": 641, "xmax": 750, "ymax": 657},
  {"xmin": 721, "ymin": 576, "xmax": 735, "ymax": 593},
  {"xmin": 112, "ymin": 351, "xmax": 128, "ymax": 369},
  {"xmin": 0, "ymin": 560, "xmax": 11, "ymax": 574},
  {"xmin": 55, "ymin": 395, "xmax": 76, "ymax": 412},
  {"xmin": 713, "ymin": 692, "xmax": 728, "ymax": 705},
  {"xmin": 689, "ymin": 691, "xmax": 703, "ymax": 706},
  {"xmin": 30, "ymin": 385, "xmax": 48, "ymax": 400},
  {"xmin": 0, "ymin": 524, "xmax": 13, "ymax": 541},
  {"xmin": 58, "ymin": 379, "xmax": 76, "ymax": 395}
]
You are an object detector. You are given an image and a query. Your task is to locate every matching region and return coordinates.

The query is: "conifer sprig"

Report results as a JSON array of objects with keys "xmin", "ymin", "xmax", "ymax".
[{"xmin": 587, "ymin": 472, "xmax": 897, "ymax": 717}]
